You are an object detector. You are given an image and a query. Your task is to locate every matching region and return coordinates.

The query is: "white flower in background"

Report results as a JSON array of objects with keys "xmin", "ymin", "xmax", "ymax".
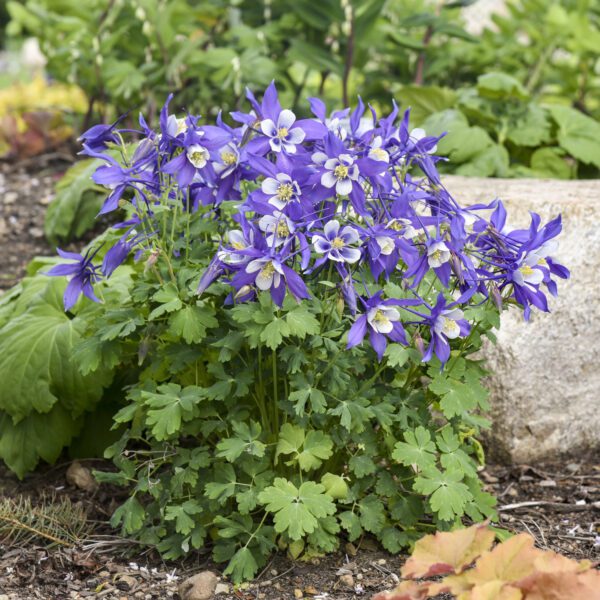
[
  {"xmin": 186, "ymin": 144, "xmax": 209, "ymax": 168},
  {"xmin": 427, "ymin": 241, "xmax": 451, "ymax": 268}
]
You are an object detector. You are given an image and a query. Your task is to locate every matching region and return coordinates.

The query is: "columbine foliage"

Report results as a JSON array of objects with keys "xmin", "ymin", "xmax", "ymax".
[{"xmin": 45, "ymin": 83, "xmax": 568, "ymax": 582}]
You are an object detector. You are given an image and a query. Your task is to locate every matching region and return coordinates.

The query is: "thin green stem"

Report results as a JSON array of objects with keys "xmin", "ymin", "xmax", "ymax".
[{"xmin": 272, "ymin": 349, "xmax": 279, "ymax": 434}]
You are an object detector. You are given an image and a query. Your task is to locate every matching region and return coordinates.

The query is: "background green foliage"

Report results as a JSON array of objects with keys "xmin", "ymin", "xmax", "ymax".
[{"xmin": 6, "ymin": 0, "xmax": 600, "ymax": 178}]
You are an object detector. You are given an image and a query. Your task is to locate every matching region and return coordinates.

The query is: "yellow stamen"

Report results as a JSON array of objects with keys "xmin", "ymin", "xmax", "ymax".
[
  {"xmin": 221, "ymin": 151, "xmax": 237, "ymax": 165},
  {"xmin": 334, "ymin": 164, "xmax": 349, "ymax": 179},
  {"xmin": 277, "ymin": 183, "xmax": 294, "ymax": 202},
  {"xmin": 331, "ymin": 237, "xmax": 345, "ymax": 249},
  {"xmin": 190, "ymin": 151, "xmax": 206, "ymax": 164},
  {"xmin": 373, "ymin": 309, "xmax": 388, "ymax": 324},
  {"xmin": 520, "ymin": 264, "xmax": 535, "ymax": 277},
  {"xmin": 537, "ymin": 257, "xmax": 548, "ymax": 267},
  {"xmin": 431, "ymin": 249, "xmax": 442, "ymax": 262},
  {"xmin": 261, "ymin": 262, "xmax": 275, "ymax": 277},
  {"xmin": 276, "ymin": 221, "xmax": 290, "ymax": 237},
  {"xmin": 370, "ymin": 148, "xmax": 388, "ymax": 160},
  {"xmin": 277, "ymin": 127, "xmax": 289, "ymax": 139},
  {"xmin": 443, "ymin": 318, "xmax": 458, "ymax": 333}
]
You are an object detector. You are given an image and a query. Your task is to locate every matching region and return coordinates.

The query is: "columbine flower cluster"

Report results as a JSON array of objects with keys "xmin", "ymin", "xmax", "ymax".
[{"xmin": 50, "ymin": 83, "xmax": 569, "ymax": 364}]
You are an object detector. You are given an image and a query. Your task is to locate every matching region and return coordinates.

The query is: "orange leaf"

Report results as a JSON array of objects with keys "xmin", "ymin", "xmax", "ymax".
[
  {"xmin": 401, "ymin": 522, "xmax": 495, "ymax": 579},
  {"xmin": 467, "ymin": 581, "xmax": 523, "ymax": 600},
  {"xmin": 462, "ymin": 533, "xmax": 541, "ymax": 587},
  {"xmin": 516, "ymin": 569, "xmax": 600, "ymax": 600},
  {"xmin": 532, "ymin": 551, "xmax": 591, "ymax": 574}
]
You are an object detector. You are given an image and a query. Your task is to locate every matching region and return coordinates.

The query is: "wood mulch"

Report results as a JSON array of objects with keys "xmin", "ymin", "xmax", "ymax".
[{"xmin": 0, "ymin": 454, "xmax": 598, "ymax": 600}]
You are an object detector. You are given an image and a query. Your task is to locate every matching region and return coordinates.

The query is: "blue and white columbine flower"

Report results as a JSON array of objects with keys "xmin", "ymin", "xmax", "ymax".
[
  {"xmin": 261, "ymin": 173, "xmax": 302, "ymax": 210},
  {"xmin": 316, "ymin": 153, "xmax": 359, "ymax": 196},
  {"xmin": 260, "ymin": 109, "xmax": 306, "ymax": 153},
  {"xmin": 312, "ymin": 220, "xmax": 361, "ymax": 264},
  {"xmin": 258, "ymin": 211, "xmax": 295, "ymax": 247}
]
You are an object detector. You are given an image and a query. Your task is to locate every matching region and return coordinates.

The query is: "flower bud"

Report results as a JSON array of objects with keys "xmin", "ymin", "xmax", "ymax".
[
  {"xmin": 146, "ymin": 250, "xmax": 160, "ymax": 268},
  {"xmin": 235, "ymin": 285, "xmax": 253, "ymax": 300},
  {"xmin": 490, "ymin": 283, "xmax": 503, "ymax": 310},
  {"xmin": 450, "ymin": 252, "xmax": 464, "ymax": 284},
  {"xmin": 414, "ymin": 331, "xmax": 426, "ymax": 358},
  {"xmin": 336, "ymin": 294, "xmax": 345, "ymax": 318}
]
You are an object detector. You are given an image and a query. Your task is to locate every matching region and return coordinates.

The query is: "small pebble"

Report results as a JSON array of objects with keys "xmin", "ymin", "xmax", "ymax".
[
  {"xmin": 293, "ymin": 589, "xmax": 303, "ymax": 599},
  {"xmin": 3, "ymin": 191, "xmax": 17, "ymax": 204},
  {"xmin": 339, "ymin": 573, "xmax": 354, "ymax": 588}
]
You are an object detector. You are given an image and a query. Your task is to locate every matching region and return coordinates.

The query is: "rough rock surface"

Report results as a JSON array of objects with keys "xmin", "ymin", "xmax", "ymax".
[
  {"xmin": 444, "ymin": 176, "xmax": 600, "ymax": 462},
  {"xmin": 178, "ymin": 570, "xmax": 219, "ymax": 600}
]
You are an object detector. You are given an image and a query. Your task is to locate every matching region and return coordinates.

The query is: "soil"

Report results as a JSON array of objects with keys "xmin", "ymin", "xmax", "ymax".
[
  {"xmin": 0, "ymin": 455, "xmax": 598, "ymax": 600},
  {"xmin": 0, "ymin": 155, "xmax": 70, "ymax": 291}
]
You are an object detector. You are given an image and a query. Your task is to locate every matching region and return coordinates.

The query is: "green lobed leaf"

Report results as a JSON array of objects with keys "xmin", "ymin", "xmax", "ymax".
[
  {"xmin": 168, "ymin": 304, "xmax": 218, "ymax": 344},
  {"xmin": 392, "ymin": 426, "xmax": 437, "ymax": 471},
  {"xmin": 258, "ymin": 478, "xmax": 335, "ymax": 540},
  {"xmin": 413, "ymin": 467, "xmax": 473, "ymax": 522}
]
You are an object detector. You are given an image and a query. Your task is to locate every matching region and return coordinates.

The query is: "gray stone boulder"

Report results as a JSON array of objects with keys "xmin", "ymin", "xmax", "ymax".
[{"xmin": 443, "ymin": 176, "xmax": 600, "ymax": 462}]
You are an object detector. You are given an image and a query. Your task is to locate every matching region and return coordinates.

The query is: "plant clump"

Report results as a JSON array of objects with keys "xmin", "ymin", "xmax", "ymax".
[{"xmin": 38, "ymin": 82, "xmax": 568, "ymax": 582}]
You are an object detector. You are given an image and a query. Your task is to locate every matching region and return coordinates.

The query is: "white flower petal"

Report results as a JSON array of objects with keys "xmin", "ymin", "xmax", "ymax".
[
  {"xmin": 246, "ymin": 258, "xmax": 266, "ymax": 273},
  {"xmin": 256, "ymin": 268, "xmax": 274, "ymax": 290},
  {"xmin": 311, "ymin": 151, "xmax": 328, "ymax": 165},
  {"xmin": 376, "ymin": 236, "xmax": 395, "ymax": 255},
  {"xmin": 262, "ymin": 177, "xmax": 280, "ymax": 195},
  {"xmin": 312, "ymin": 236, "xmax": 331, "ymax": 254},
  {"xmin": 336, "ymin": 178, "xmax": 353, "ymax": 196},
  {"xmin": 321, "ymin": 171, "xmax": 337, "ymax": 188},
  {"xmin": 277, "ymin": 109, "xmax": 296, "ymax": 130},
  {"xmin": 341, "ymin": 247, "xmax": 361, "ymax": 264},
  {"xmin": 286, "ymin": 127, "xmax": 305, "ymax": 144},
  {"xmin": 269, "ymin": 138, "xmax": 282, "ymax": 152},
  {"xmin": 324, "ymin": 220, "xmax": 340, "ymax": 239},
  {"xmin": 260, "ymin": 119, "xmax": 277, "ymax": 136},
  {"xmin": 340, "ymin": 226, "xmax": 360, "ymax": 245}
]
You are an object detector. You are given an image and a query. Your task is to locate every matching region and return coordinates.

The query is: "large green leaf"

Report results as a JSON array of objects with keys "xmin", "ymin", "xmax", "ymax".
[
  {"xmin": 44, "ymin": 159, "xmax": 105, "ymax": 245},
  {"xmin": 0, "ymin": 403, "xmax": 81, "ymax": 478},
  {"xmin": 396, "ymin": 86, "xmax": 458, "ymax": 126},
  {"xmin": 476, "ymin": 72, "xmax": 528, "ymax": 100},
  {"xmin": 0, "ymin": 279, "xmax": 113, "ymax": 422},
  {"xmin": 548, "ymin": 105, "xmax": 600, "ymax": 168}
]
